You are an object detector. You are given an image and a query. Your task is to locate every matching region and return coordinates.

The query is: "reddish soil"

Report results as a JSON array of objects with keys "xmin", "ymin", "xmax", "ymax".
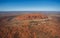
[{"xmin": 0, "ymin": 13, "xmax": 60, "ymax": 38}]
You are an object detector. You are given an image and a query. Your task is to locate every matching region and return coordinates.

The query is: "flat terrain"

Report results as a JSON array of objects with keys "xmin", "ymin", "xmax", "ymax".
[{"xmin": 0, "ymin": 13, "xmax": 60, "ymax": 38}]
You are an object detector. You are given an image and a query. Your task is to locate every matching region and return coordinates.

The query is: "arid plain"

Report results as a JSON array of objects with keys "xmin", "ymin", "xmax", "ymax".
[{"xmin": 0, "ymin": 11, "xmax": 60, "ymax": 38}]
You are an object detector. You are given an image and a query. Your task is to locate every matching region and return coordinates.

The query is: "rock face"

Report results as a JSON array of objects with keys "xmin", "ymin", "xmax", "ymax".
[{"xmin": 0, "ymin": 13, "xmax": 60, "ymax": 38}]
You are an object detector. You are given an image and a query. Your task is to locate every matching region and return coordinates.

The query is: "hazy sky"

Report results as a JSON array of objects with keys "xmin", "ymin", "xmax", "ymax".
[{"xmin": 0, "ymin": 0, "xmax": 60, "ymax": 11}]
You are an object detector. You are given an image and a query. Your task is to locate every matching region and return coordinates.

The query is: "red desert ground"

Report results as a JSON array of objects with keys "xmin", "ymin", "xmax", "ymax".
[{"xmin": 0, "ymin": 13, "xmax": 60, "ymax": 38}]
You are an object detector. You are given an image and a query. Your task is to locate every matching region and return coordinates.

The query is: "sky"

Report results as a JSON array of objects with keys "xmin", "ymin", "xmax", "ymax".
[{"xmin": 0, "ymin": 0, "xmax": 60, "ymax": 11}]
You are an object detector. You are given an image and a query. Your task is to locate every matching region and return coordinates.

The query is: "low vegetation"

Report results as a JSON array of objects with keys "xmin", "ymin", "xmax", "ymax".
[{"xmin": 0, "ymin": 14, "xmax": 60, "ymax": 38}]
